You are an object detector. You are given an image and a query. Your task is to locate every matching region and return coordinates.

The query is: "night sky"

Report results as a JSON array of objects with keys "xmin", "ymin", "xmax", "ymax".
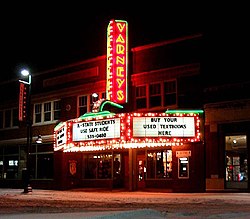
[{"xmin": 0, "ymin": 4, "xmax": 247, "ymax": 83}]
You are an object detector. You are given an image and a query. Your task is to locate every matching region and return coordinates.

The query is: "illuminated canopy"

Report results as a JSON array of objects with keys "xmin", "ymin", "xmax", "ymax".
[{"xmin": 54, "ymin": 110, "xmax": 203, "ymax": 152}]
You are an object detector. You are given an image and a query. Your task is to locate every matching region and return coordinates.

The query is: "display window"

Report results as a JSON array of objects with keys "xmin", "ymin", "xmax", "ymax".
[
  {"xmin": 146, "ymin": 149, "xmax": 172, "ymax": 179},
  {"xmin": 225, "ymin": 135, "xmax": 248, "ymax": 189},
  {"xmin": 83, "ymin": 153, "xmax": 112, "ymax": 179}
]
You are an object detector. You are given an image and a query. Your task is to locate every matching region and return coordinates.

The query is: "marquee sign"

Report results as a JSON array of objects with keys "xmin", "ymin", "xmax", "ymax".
[
  {"xmin": 133, "ymin": 117, "xmax": 195, "ymax": 137},
  {"xmin": 106, "ymin": 19, "xmax": 128, "ymax": 104},
  {"xmin": 72, "ymin": 118, "xmax": 121, "ymax": 141},
  {"xmin": 56, "ymin": 125, "xmax": 67, "ymax": 146}
]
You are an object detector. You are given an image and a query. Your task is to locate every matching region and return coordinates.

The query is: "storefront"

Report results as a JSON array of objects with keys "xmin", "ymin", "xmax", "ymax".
[
  {"xmin": 54, "ymin": 106, "xmax": 205, "ymax": 192},
  {"xmin": 204, "ymin": 99, "xmax": 250, "ymax": 191}
]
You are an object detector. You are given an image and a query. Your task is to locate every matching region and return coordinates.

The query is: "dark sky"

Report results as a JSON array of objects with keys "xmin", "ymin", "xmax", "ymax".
[{"xmin": 0, "ymin": 4, "xmax": 247, "ymax": 83}]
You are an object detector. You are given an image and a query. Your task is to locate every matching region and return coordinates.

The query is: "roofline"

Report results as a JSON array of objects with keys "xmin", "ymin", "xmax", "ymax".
[{"xmin": 131, "ymin": 33, "xmax": 203, "ymax": 52}]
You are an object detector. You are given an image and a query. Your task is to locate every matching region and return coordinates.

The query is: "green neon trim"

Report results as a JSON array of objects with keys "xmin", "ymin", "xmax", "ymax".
[
  {"xmin": 99, "ymin": 100, "xmax": 123, "ymax": 112},
  {"xmin": 54, "ymin": 122, "xmax": 65, "ymax": 131},
  {"xmin": 165, "ymin": 109, "xmax": 204, "ymax": 114},
  {"xmin": 79, "ymin": 111, "xmax": 115, "ymax": 120},
  {"xmin": 114, "ymin": 20, "xmax": 128, "ymax": 24}
]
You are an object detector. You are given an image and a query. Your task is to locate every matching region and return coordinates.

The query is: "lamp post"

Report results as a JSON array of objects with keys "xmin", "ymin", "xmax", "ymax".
[
  {"xmin": 92, "ymin": 93, "xmax": 98, "ymax": 102},
  {"xmin": 19, "ymin": 69, "xmax": 32, "ymax": 193}
]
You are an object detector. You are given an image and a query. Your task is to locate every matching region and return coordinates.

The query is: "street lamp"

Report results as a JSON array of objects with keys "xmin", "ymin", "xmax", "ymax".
[
  {"xmin": 92, "ymin": 93, "xmax": 98, "ymax": 102},
  {"xmin": 36, "ymin": 135, "xmax": 43, "ymax": 144},
  {"xmin": 19, "ymin": 69, "xmax": 32, "ymax": 193}
]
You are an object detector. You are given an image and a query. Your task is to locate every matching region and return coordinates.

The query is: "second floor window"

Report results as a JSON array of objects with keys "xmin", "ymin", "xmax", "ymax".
[
  {"xmin": 164, "ymin": 80, "xmax": 177, "ymax": 106},
  {"xmin": 34, "ymin": 100, "xmax": 61, "ymax": 124},
  {"xmin": 12, "ymin": 108, "xmax": 19, "ymax": 127},
  {"xmin": 44, "ymin": 102, "xmax": 51, "ymax": 122},
  {"xmin": 4, "ymin": 109, "xmax": 11, "ymax": 128},
  {"xmin": 149, "ymin": 83, "xmax": 161, "ymax": 108},
  {"xmin": 79, "ymin": 96, "xmax": 87, "ymax": 116},
  {"xmin": 54, "ymin": 101, "xmax": 61, "ymax": 120},
  {"xmin": 136, "ymin": 86, "xmax": 146, "ymax": 109},
  {"xmin": 35, "ymin": 104, "xmax": 42, "ymax": 123},
  {"xmin": 135, "ymin": 80, "xmax": 177, "ymax": 110},
  {"xmin": 0, "ymin": 108, "xmax": 18, "ymax": 129},
  {"xmin": 0, "ymin": 111, "xmax": 3, "ymax": 129},
  {"xmin": 78, "ymin": 92, "xmax": 106, "ymax": 116}
]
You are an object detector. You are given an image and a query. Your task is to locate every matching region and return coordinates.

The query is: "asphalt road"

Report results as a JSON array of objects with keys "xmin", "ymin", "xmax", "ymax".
[{"xmin": 0, "ymin": 188, "xmax": 250, "ymax": 218}]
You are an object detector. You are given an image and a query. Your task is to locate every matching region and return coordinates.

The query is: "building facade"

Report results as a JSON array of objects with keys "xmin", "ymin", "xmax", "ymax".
[{"xmin": 0, "ymin": 32, "xmax": 249, "ymax": 192}]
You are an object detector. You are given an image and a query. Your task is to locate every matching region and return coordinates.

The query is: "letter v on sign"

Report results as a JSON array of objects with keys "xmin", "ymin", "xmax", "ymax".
[{"xmin": 117, "ymin": 23, "xmax": 125, "ymax": 32}]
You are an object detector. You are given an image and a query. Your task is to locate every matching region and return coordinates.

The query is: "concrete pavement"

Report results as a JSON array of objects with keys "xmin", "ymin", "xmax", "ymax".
[{"xmin": 0, "ymin": 188, "xmax": 250, "ymax": 218}]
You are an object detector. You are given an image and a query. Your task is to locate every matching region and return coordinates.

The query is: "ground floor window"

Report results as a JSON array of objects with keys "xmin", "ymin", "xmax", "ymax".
[
  {"xmin": 0, "ymin": 146, "xmax": 21, "ymax": 179},
  {"xmin": 0, "ymin": 143, "xmax": 54, "ymax": 180},
  {"xmin": 83, "ymin": 153, "xmax": 112, "ymax": 179},
  {"xmin": 225, "ymin": 135, "xmax": 248, "ymax": 189},
  {"xmin": 146, "ymin": 149, "xmax": 172, "ymax": 179},
  {"xmin": 82, "ymin": 153, "xmax": 121, "ymax": 180},
  {"xmin": 29, "ymin": 143, "xmax": 54, "ymax": 179}
]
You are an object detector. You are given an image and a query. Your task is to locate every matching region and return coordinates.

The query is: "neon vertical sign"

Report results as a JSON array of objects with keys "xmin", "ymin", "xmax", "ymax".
[{"xmin": 106, "ymin": 19, "xmax": 128, "ymax": 104}]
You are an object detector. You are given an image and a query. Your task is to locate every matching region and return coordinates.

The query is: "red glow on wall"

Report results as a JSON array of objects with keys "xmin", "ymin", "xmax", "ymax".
[{"xmin": 106, "ymin": 19, "xmax": 128, "ymax": 104}]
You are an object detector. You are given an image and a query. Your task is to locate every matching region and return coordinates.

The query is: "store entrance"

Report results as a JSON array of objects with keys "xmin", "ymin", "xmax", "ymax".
[
  {"xmin": 137, "ymin": 154, "xmax": 146, "ymax": 189},
  {"xmin": 225, "ymin": 135, "xmax": 248, "ymax": 189}
]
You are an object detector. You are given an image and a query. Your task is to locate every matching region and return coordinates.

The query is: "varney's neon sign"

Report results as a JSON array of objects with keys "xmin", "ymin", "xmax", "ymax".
[{"xmin": 106, "ymin": 19, "xmax": 128, "ymax": 104}]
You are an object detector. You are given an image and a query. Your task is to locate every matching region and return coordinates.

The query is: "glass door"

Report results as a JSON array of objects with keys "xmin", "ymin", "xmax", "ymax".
[
  {"xmin": 225, "ymin": 135, "xmax": 248, "ymax": 189},
  {"xmin": 137, "ymin": 154, "xmax": 146, "ymax": 189}
]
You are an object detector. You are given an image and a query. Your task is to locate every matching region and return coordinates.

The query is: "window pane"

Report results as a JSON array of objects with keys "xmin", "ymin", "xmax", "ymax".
[
  {"xmin": 44, "ymin": 102, "xmax": 51, "ymax": 111},
  {"xmin": 136, "ymin": 98, "xmax": 147, "ymax": 109},
  {"xmin": 147, "ymin": 150, "xmax": 172, "ymax": 179},
  {"xmin": 97, "ymin": 154, "xmax": 112, "ymax": 179},
  {"xmin": 165, "ymin": 93, "xmax": 176, "ymax": 106},
  {"xmin": 53, "ymin": 100, "xmax": 61, "ymax": 120},
  {"xmin": 225, "ymin": 135, "xmax": 248, "ymax": 187},
  {"xmin": 83, "ymin": 154, "xmax": 112, "ymax": 179},
  {"xmin": 79, "ymin": 96, "xmax": 87, "ymax": 116},
  {"xmin": 37, "ymin": 154, "xmax": 53, "ymax": 179},
  {"xmin": 44, "ymin": 112, "xmax": 51, "ymax": 121},
  {"xmin": 150, "ymin": 83, "xmax": 161, "ymax": 95},
  {"xmin": 0, "ymin": 111, "xmax": 3, "ymax": 129},
  {"xmin": 79, "ymin": 107, "xmax": 87, "ymax": 116},
  {"xmin": 44, "ymin": 102, "xmax": 51, "ymax": 122},
  {"xmin": 79, "ymin": 96, "xmax": 87, "ymax": 106},
  {"xmin": 12, "ymin": 108, "xmax": 19, "ymax": 127},
  {"xmin": 35, "ymin": 104, "xmax": 42, "ymax": 123},
  {"xmin": 5, "ymin": 156, "xmax": 19, "ymax": 179},
  {"xmin": 150, "ymin": 96, "xmax": 161, "ymax": 108},
  {"xmin": 54, "ymin": 111, "xmax": 60, "ymax": 120},
  {"xmin": 164, "ymin": 81, "xmax": 176, "ymax": 93},
  {"xmin": 149, "ymin": 84, "xmax": 161, "ymax": 108},
  {"xmin": 4, "ymin": 110, "xmax": 11, "ymax": 128},
  {"xmin": 54, "ymin": 100, "xmax": 60, "ymax": 110},
  {"xmin": 101, "ymin": 92, "xmax": 106, "ymax": 99},
  {"xmin": 164, "ymin": 81, "xmax": 176, "ymax": 106},
  {"xmin": 136, "ymin": 86, "xmax": 146, "ymax": 97},
  {"xmin": 136, "ymin": 86, "xmax": 147, "ymax": 109}
]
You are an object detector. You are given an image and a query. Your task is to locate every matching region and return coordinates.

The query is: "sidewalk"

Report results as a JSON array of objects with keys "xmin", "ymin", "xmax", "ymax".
[{"xmin": 1, "ymin": 188, "xmax": 250, "ymax": 218}]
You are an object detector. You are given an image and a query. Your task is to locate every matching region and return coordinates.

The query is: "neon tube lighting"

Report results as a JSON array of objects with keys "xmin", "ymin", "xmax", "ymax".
[
  {"xmin": 78, "ymin": 111, "xmax": 115, "ymax": 120},
  {"xmin": 165, "ymin": 109, "xmax": 204, "ymax": 114}
]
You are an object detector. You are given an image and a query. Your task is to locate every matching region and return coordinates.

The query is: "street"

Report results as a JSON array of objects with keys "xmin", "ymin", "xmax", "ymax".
[{"xmin": 0, "ymin": 188, "xmax": 250, "ymax": 218}]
